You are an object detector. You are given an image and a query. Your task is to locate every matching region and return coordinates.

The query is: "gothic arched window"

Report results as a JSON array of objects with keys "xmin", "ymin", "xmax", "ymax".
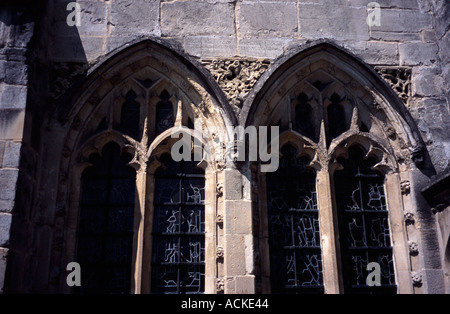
[
  {"xmin": 266, "ymin": 144, "xmax": 323, "ymax": 293},
  {"xmin": 252, "ymin": 47, "xmax": 415, "ymax": 294},
  {"xmin": 151, "ymin": 154, "xmax": 206, "ymax": 294},
  {"xmin": 334, "ymin": 146, "xmax": 396, "ymax": 293},
  {"xmin": 77, "ymin": 142, "xmax": 136, "ymax": 294}
]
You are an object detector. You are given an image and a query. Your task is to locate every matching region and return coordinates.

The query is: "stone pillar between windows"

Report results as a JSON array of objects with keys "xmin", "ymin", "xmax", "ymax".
[
  {"xmin": 223, "ymin": 168, "xmax": 255, "ymax": 293},
  {"xmin": 132, "ymin": 170, "xmax": 148, "ymax": 294},
  {"xmin": 204, "ymin": 169, "xmax": 217, "ymax": 293},
  {"xmin": 316, "ymin": 169, "xmax": 341, "ymax": 294},
  {"xmin": 385, "ymin": 172, "xmax": 414, "ymax": 294}
]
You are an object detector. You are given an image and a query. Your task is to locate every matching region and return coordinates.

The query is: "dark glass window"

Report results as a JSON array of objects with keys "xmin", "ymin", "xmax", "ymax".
[
  {"xmin": 294, "ymin": 93, "xmax": 315, "ymax": 141},
  {"xmin": 266, "ymin": 145, "xmax": 324, "ymax": 294},
  {"xmin": 334, "ymin": 146, "xmax": 396, "ymax": 294},
  {"xmin": 156, "ymin": 90, "xmax": 174, "ymax": 136},
  {"xmin": 327, "ymin": 93, "xmax": 347, "ymax": 144},
  {"xmin": 77, "ymin": 142, "xmax": 136, "ymax": 294},
  {"xmin": 151, "ymin": 154, "xmax": 205, "ymax": 294},
  {"xmin": 119, "ymin": 90, "xmax": 140, "ymax": 140}
]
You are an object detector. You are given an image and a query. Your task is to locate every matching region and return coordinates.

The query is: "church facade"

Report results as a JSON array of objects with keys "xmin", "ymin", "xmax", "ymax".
[{"xmin": 0, "ymin": 0, "xmax": 449, "ymax": 294}]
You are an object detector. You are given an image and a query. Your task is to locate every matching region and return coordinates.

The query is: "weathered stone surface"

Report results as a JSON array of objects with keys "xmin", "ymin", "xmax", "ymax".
[
  {"xmin": 54, "ymin": 0, "xmax": 108, "ymax": 37},
  {"xmin": 0, "ymin": 213, "xmax": 11, "ymax": 246},
  {"xmin": 399, "ymin": 42, "xmax": 439, "ymax": 66},
  {"xmin": 0, "ymin": 85, "xmax": 27, "ymax": 110},
  {"xmin": 412, "ymin": 66, "xmax": 446, "ymax": 97},
  {"xmin": 3, "ymin": 141, "xmax": 21, "ymax": 169},
  {"xmin": 110, "ymin": 0, "xmax": 160, "ymax": 36},
  {"xmin": 371, "ymin": 9, "xmax": 432, "ymax": 33},
  {"xmin": 238, "ymin": 37, "xmax": 289, "ymax": 59},
  {"xmin": 0, "ymin": 169, "xmax": 18, "ymax": 212},
  {"xmin": 238, "ymin": 2, "xmax": 298, "ymax": 38},
  {"xmin": 298, "ymin": 4, "xmax": 369, "ymax": 41},
  {"xmin": 183, "ymin": 36, "xmax": 237, "ymax": 58},
  {"xmin": 161, "ymin": 1, "xmax": 235, "ymax": 37},
  {"xmin": 0, "ymin": 109, "xmax": 24, "ymax": 140}
]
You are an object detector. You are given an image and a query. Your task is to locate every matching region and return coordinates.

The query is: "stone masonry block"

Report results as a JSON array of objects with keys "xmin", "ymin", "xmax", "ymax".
[
  {"xmin": 110, "ymin": 0, "xmax": 160, "ymax": 37},
  {"xmin": 0, "ymin": 109, "xmax": 25, "ymax": 140},
  {"xmin": 238, "ymin": 2, "xmax": 298, "ymax": 38},
  {"xmin": 54, "ymin": 0, "xmax": 108, "ymax": 37},
  {"xmin": 0, "ymin": 248, "xmax": 7, "ymax": 293},
  {"xmin": 3, "ymin": 141, "xmax": 21, "ymax": 168},
  {"xmin": 0, "ymin": 169, "xmax": 19, "ymax": 212},
  {"xmin": 161, "ymin": 1, "xmax": 235, "ymax": 37},
  {"xmin": 299, "ymin": 4, "xmax": 369, "ymax": 41},
  {"xmin": 183, "ymin": 36, "xmax": 237, "ymax": 58},
  {"xmin": 224, "ymin": 200, "xmax": 252, "ymax": 235},
  {"xmin": 370, "ymin": 9, "xmax": 432, "ymax": 33},
  {"xmin": 238, "ymin": 37, "xmax": 289, "ymax": 59},
  {"xmin": 412, "ymin": 66, "xmax": 446, "ymax": 97},
  {"xmin": 0, "ymin": 213, "xmax": 11, "ymax": 246},
  {"xmin": 223, "ymin": 169, "xmax": 242, "ymax": 200},
  {"xmin": 0, "ymin": 85, "xmax": 27, "ymax": 110},
  {"xmin": 399, "ymin": 43, "xmax": 439, "ymax": 66}
]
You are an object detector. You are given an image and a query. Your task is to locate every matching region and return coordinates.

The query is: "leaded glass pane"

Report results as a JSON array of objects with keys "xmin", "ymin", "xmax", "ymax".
[
  {"xmin": 119, "ymin": 90, "xmax": 140, "ymax": 140},
  {"xmin": 334, "ymin": 146, "xmax": 396, "ymax": 294},
  {"xmin": 267, "ymin": 145, "xmax": 324, "ymax": 294},
  {"xmin": 151, "ymin": 155, "xmax": 205, "ymax": 294},
  {"xmin": 156, "ymin": 90, "xmax": 174, "ymax": 136},
  {"xmin": 77, "ymin": 142, "xmax": 136, "ymax": 294}
]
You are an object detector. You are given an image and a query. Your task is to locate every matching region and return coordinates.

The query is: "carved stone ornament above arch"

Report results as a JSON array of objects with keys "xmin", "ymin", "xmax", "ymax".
[{"xmin": 243, "ymin": 40, "xmax": 428, "ymax": 173}]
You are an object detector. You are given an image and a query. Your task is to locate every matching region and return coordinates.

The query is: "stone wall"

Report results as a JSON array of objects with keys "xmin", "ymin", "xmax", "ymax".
[{"xmin": 0, "ymin": 0, "xmax": 448, "ymax": 293}]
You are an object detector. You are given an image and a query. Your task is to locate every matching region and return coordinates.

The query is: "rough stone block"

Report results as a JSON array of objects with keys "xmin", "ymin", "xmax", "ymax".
[
  {"xmin": 183, "ymin": 36, "xmax": 237, "ymax": 58},
  {"xmin": 0, "ymin": 85, "xmax": 27, "ymax": 110},
  {"xmin": 0, "ymin": 109, "xmax": 25, "ymax": 140},
  {"xmin": 0, "ymin": 248, "xmax": 7, "ymax": 293},
  {"xmin": 0, "ymin": 141, "xmax": 4, "ymax": 168},
  {"xmin": 399, "ymin": 43, "xmax": 439, "ymax": 66},
  {"xmin": 0, "ymin": 213, "xmax": 11, "ymax": 246},
  {"xmin": 370, "ymin": 9, "xmax": 432, "ymax": 33},
  {"xmin": 110, "ymin": 0, "xmax": 160, "ymax": 36},
  {"xmin": 4, "ymin": 62, "xmax": 28, "ymax": 86},
  {"xmin": 299, "ymin": 4, "xmax": 369, "ymax": 41},
  {"xmin": 224, "ymin": 169, "xmax": 242, "ymax": 200},
  {"xmin": 0, "ymin": 169, "xmax": 18, "ymax": 212},
  {"xmin": 238, "ymin": 37, "xmax": 289, "ymax": 59},
  {"xmin": 54, "ymin": 0, "xmax": 107, "ymax": 37},
  {"xmin": 235, "ymin": 275, "xmax": 255, "ymax": 294},
  {"xmin": 224, "ymin": 234, "xmax": 246, "ymax": 276},
  {"xmin": 412, "ymin": 66, "xmax": 446, "ymax": 97},
  {"xmin": 224, "ymin": 200, "xmax": 252, "ymax": 235},
  {"xmin": 161, "ymin": 1, "xmax": 235, "ymax": 37},
  {"xmin": 370, "ymin": 31, "xmax": 421, "ymax": 42},
  {"xmin": 238, "ymin": 2, "xmax": 298, "ymax": 38},
  {"xmin": 3, "ymin": 141, "xmax": 21, "ymax": 168},
  {"xmin": 51, "ymin": 36, "xmax": 88, "ymax": 63},
  {"xmin": 362, "ymin": 41, "xmax": 399, "ymax": 65}
]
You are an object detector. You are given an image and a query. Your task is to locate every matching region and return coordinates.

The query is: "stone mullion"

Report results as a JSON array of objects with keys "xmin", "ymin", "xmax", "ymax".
[
  {"xmin": 316, "ymin": 168, "xmax": 342, "ymax": 294},
  {"xmin": 131, "ymin": 169, "xmax": 148, "ymax": 294}
]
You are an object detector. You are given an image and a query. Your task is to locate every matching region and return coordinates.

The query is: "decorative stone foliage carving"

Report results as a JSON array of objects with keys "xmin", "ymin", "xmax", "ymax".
[
  {"xmin": 216, "ymin": 246, "xmax": 224, "ymax": 259},
  {"xmin": 216, "ymin": 183, "xmax": 223, "ymax": 197},
  {"xmin": 50, "ymin": 62, "xmax": 88, "ymax": 101},
  {"xmin": 411, "ymin": 271, "xmax": 422, "ymax": 286},
  {"xmin": 409, "ymin": 241, "xmax": 419, "ymax": 255},
  {"xmin": 216, "ymin": 278, "xmax": 225, "ymax": 292},
  {"xmin": 202, "ymin": 58, "xmax": 270, "ymax": 110},
  {"xmin": 374, "ymin": 66, "xmax": 412, "ymax": 105},
  {"xmin": 404, "ymin": 211, "xmax": 415, "ymax": 224},
  {"xmin": 400, "ymin": 180, "xmax": 411, "ymax": 195}
]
